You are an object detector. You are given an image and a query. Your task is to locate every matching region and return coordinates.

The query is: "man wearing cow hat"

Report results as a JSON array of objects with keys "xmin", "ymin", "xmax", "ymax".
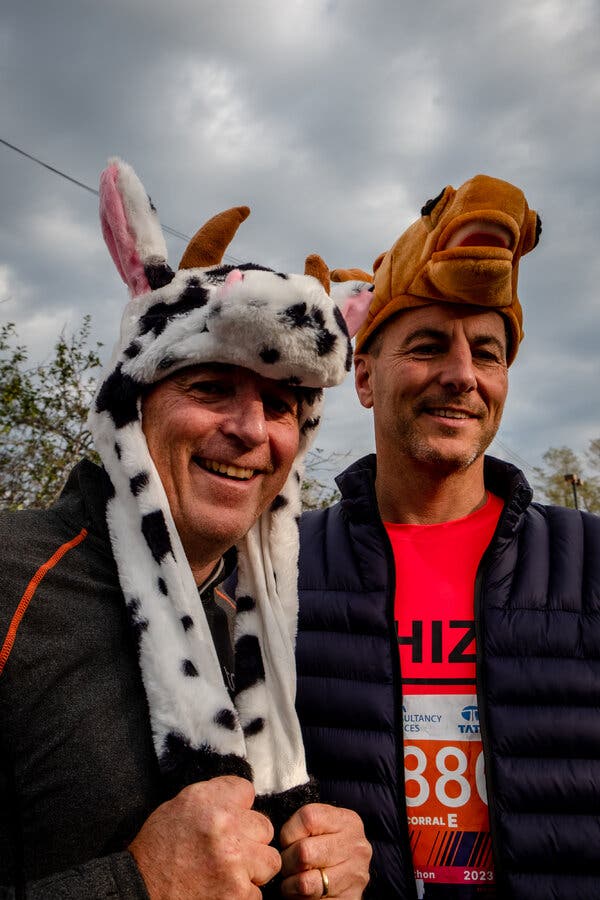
[
  {"xmin": 0, "ymin": 159, "xmax": 371, "ymax": 899},
  {"xmin": 296, "ymin": 175, "xmax": 600, "ymax": 899}
]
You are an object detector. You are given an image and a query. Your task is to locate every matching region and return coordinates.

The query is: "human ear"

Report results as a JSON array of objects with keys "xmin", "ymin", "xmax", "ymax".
[{"xmin": 354, "ymin": 355, "xmax": 375, "ymax": 409}]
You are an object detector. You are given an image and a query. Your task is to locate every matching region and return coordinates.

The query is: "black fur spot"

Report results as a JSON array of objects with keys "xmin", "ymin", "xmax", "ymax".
[
  {"xmin": 204, "ymin": 263, "xmax": 274, "ymax": 284},
  {"xmin": 95, "ymin": 364, "xmax": 141, "ymax": 429},
  {"xmin": 333, "ymin": 304, "xmax": 350, "ymax": 338},
  {"xmin": 260, "ymin": 347, "xmax": 280, "ymax": 364},
  {"xmin": 182, "ymin": 659, "xmax": 199, "ymax": 677},
  {"xmin": 345, "ymin": 336, "xmax": 353, "ymax": 372},
  {"xmin": 204, "ymin": 264, "xmax": 237, "ymax": 282},
  {"xmin": 141, "ymin": 510, "xmax": 173, "ymax": 564},
  {"xmin": 126, "ymin": 597, "xmax": 149, "ymax": 657},
  {"xmin": 311, "ymin": 307, "xmax": 325, "ymax": 328},
  {"xmin": 281, "ymin": 302, "xmax": 312, "ymax": 329},
  {"xmin": 260, "ymin": 347, "xmax": 281, "ymax": 366},
  {"xmin": 276, "ymin": 271, "xmax": 289, "ymax": 279},
  {"xmin": 157, "ymin": 354, "xmax": 176, "ymax": 370},
  {"xmin": 130, "ymin": 471, "xmax": 149, "ymax": 496},
  {"xmin": 253, "ymin": 778, "xmax": 320, "ymax": 836},
  {"xmin": 237, "ymin": 595, "xmax": 256, "ymax": 613},
  {"xmin": 137, "ymin": 279, "xmax": 209, "ymax": 337},
  {"xmin": 243, "ymin": 717, "xmax": 264, "ymax": 737},
  {"xmin": 238, "ymin": 263, "xmax": 273, "ymax": 273},
  {"xmin": 124, "ymin": 340, "xmax": 142, "ymax": 359},
  {"xmin": 234, "ymin": 634, "xmax": 265, "ymax": 695},
  {"xmin": 301, "ymin": 416, "xmax": 321, "ymax": 435},
  {"xmin": 215, "ymin": 709, "xmax": 238, "ymax": 731},
  {"xmin": 158, "ymin": 577, "xmax": 168, "ymax": 596},
  {"xmin": 148, "ymin": 195, "xmax": 156, "ymax": 212},
  {"xmin": 294, "ymin": 470, "xmax": 301, "ymax": 484},
  {"xmin": 316, "ymin": 328, "xmax": 336, "ymax": 356},
  {"xmin": 159, "ymin": 731, "xmax": 252, "ymax": 797},
  {"xmin": 104, "ymin": 475, "xmax": 116, "ymax": 501},
  {"xmin": 114, "ymin": 442, "xmax": 122, "ymax": 460},
  {"xmin": 421, "ymin": 187, "xmax": 446, "ymax": 217},
  {"xmin": 299, "ymin": 387, "xmax": 323, "ymax": 407},
  {"xmin": 145, "ymin": 263, "xmax": 175, "ymax": 290},
  {"xmin": 534, "ymin": 214, "xmax": 542, "ymax": 248},
  {"xmin": 270, "ymin": 494, "xmax": 288, "ymax": 512},
  {"xmin": 181, "ymin": 615, "xmax": 194, "ymax": 631}
]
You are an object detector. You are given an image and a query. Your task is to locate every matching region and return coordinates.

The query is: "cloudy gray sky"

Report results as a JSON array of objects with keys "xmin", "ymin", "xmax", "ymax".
[{"xmin": 1, "ymin": 0, "xmax": 599, "ymax": 489}]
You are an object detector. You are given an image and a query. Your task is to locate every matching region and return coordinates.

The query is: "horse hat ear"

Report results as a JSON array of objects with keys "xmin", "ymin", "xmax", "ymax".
[{"xmin": 331, "ymin": 267, "xmax": 373, "ymax": 284}]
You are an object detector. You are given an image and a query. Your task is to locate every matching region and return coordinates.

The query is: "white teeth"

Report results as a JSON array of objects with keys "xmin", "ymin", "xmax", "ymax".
[
  {"xmin": 197, "ymin": 458, "xmax": 255, "ymax": 479},
  {"xmin": 429, "ymin": 409, "xmax": 472, "ymax": 419}
]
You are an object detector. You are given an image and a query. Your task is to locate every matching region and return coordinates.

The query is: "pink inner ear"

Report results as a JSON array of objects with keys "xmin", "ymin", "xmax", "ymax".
[
  {"xmin": 224, "ymin": 268, "xmax": 244, "ymax": 286},
  {"xmin": 341, "ymin": 287, "xmax": 373, "ymax": 338},
  {"xmin": 99, "ymin": 164, "xmax": 151, "ymax": 297}
]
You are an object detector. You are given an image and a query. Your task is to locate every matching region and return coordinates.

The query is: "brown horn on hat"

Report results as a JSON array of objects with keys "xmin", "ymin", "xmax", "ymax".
[
  {"xmin": 304, "ymin": 254, "xmax": 330, "ymax": 294},
  {"xmin": 330, "ymin": 267, "xmax": 374, "ymax": 284},
  {"xmin": 179, "ymin": 206, "xmax": 251, "ymax": 269}
]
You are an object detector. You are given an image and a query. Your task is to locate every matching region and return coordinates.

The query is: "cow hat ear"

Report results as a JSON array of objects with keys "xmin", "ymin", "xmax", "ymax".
[
  {"xmin": 328, "ymin": 266, "xmax": 374, "ymax": 338},
  {"xmin": 99, "ymin": 158, "xmax": 174, "ymax": 297},
  {"xmin": 179, "ymin": 206, "xmax": 250, "ymax": 269},
  {"xmin": 304, "ymin": 253, "xmax": 330, "ymax": 294}
]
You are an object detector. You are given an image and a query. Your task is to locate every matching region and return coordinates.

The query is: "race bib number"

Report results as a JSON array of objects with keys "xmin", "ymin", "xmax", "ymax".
[{"xmin": 403, "ymin": 695, "xmax": 494, "ymax": 888}]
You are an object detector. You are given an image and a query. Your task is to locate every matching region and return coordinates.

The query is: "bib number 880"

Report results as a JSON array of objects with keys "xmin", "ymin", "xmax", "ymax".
[{"xmin": 404, "ymin": 745, "xmax": 488, "ymax": 808}]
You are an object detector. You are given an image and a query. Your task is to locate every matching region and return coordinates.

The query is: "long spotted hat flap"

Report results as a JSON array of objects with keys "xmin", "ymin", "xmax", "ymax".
[{"xmin": 89, "ymin": 158, "xmax": 362, "ymax": 818}]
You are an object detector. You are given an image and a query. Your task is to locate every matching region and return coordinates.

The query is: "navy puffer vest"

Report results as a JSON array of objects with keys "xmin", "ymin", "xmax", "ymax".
[{"xmin": 296, "ymin": 454, "xmax": 600, "ymax": 899}]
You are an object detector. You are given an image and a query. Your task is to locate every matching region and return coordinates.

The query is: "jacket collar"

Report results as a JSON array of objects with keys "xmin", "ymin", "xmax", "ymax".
[{"xmin": 336, "ymin": 453, "xmax": 533, "ymax": 530}]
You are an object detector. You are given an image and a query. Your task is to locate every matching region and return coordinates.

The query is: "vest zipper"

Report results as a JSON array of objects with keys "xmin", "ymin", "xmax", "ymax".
[
  {"xmin": 474, "ymin": 500, "xmax": 511, "ymax": 897},
  {"xmin": 370, "ymin": 482, "xmax": 419, "ymax": 900}
]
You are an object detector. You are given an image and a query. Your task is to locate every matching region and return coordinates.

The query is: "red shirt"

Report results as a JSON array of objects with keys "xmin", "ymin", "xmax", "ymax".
[{"xmin": 385, "ymin": 493, "xmax": 503, "ymax": 895}]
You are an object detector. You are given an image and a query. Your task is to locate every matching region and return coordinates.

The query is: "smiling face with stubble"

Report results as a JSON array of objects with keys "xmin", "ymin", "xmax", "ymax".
[
  {"xmin": 142, "ymin": 363, "xmax": 300, "ymax": 579},
  {"xmin": 354, "ymin": 303, "xmax": 509, "ymax": 478}
]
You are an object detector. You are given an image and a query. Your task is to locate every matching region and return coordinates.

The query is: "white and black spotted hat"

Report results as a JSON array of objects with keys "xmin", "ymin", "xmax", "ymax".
[{"xmin": 88, "ymin": 158, "xmax": 358, "ymax": 820}]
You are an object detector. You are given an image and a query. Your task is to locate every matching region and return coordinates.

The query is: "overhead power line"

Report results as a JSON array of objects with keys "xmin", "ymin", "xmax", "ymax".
[
  {"xmin": 0, "ymin": 137, "xmax": 242, "ymax": 262},
  {"xmin": 0, "ymin": 137, "xmax": 100, "ymax": 197},
  {"xmin": 492, "ymin": 438, "xmax": 537, "ymax": 474}
]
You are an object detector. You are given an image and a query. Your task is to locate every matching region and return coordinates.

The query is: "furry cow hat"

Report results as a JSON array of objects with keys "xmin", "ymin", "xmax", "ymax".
[
  {"xmin": 333, "ymin": 174, "xmax": 541, "ymax": 364},
  {"xmin": 88, "ymin": 158, "xmax": 363, "ymax": 819}
]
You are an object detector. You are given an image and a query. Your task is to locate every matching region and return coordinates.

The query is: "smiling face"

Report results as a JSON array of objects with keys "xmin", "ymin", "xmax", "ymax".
[
  {"xmin": 141, "ymin": 364, "xmax": 300, "ymax": 582},
  {"xmin": 355, "ymin": 303, "xmax": 509, "ymax": 483}
]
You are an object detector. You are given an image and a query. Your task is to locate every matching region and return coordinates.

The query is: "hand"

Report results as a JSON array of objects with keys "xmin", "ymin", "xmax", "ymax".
[
  {"xmin": 279, "ymin": 804, "xmax": 371, "ymax": 898},
  {"xmin": 128, "ymin": 775, "xmax": 281, "ymax": 899}
]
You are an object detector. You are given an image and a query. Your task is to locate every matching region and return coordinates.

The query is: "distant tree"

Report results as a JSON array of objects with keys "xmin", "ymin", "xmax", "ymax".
[
  {"xmin": 0, "ymin": 317, "xmax": 102, "ymax": 510},
  {"xmin": 586, "ymin": 438, "xmax": 600, "ymax": 474},
  {"xmin": 532, "ymin": 442, "xmax": 600, "ymax": 513},
  {"xmin": 301, "ymin": 448, "xmax": 347, "ymax": 510}
]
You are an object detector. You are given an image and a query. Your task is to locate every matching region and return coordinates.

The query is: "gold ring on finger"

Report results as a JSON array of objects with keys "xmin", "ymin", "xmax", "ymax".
[{"xmin": 319, "ymin": 867, "xmax": 330, "ymax": 898}]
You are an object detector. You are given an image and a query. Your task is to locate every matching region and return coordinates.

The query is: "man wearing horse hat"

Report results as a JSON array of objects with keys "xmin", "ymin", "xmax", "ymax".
[{"xmin": 296, "ymin": 175, "xmax": 600, "ymax": 899}]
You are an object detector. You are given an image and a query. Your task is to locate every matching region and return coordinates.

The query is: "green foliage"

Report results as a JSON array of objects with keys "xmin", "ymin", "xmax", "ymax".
[
  {"xmin": 532, "ymin": 441, "xmax": 600, "ymax": 513},
  {"xmin": 0, "ymin": 317, "xmax": 102, "ymax": 510},
  {"xmin": 301, "ymin": 448, "xmax": 345, "ymax": 510},
  {"xmin": 301, "ymin": 473, "xmax": 340, "ymax": 511}
]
